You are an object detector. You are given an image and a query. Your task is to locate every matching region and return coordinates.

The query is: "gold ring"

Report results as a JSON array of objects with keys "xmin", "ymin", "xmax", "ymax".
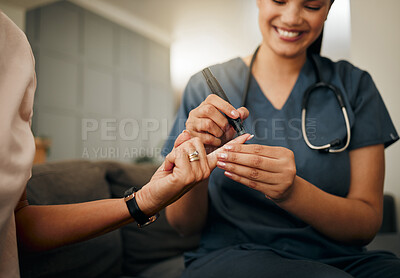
[{"xmin": 188, "ymin": 150, "xmax": 200, "ymax": 162}]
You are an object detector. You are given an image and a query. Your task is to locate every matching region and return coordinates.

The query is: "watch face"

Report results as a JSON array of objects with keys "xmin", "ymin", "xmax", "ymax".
[{"xmin": 124, "ymin": 186, "xmax": 138, "ymax": 197}]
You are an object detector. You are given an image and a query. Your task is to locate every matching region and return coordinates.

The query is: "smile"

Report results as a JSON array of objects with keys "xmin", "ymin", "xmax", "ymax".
[{"xmin": 276, "ymin": 27, "xmax": 301, "ymax": 38}]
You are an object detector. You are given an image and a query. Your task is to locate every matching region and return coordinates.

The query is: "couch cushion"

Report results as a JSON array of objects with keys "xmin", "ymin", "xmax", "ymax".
[
  {"xmin": 26, "ymin": 160, "xmax": 111, "ymax": 205},
  {"xmin": 20, "ymin": 160, "xmax": 123, "ymax": 278},
  {"xmin": 103, "ymin": 161, "xmax": 201, "ymax": 276}
]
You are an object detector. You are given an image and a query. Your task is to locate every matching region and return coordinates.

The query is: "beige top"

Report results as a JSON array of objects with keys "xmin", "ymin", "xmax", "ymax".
[{"xmin": 0, "ymin": 11, "xmax": 36, "ymax": 278}]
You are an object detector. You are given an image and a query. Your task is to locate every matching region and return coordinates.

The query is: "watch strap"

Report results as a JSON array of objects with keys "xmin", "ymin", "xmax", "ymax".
[{"xmin": 124, "ymin": 187, "xmax": 159, "ymax": 227}]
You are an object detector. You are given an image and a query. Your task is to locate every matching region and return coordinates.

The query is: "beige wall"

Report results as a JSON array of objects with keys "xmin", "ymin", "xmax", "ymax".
[
  {"xmin": 350, "ymin": 0, "xmax": 400, "ymax": 229},
  {"xmin": 0, "ymin": 2, "xmax": 25, "ymax": 31}
]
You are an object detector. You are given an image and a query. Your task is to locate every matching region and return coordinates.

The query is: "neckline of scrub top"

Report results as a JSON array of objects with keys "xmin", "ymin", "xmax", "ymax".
[{"xmin": 237, "ymin": 57, "xmax": 310, "ymax": 112}]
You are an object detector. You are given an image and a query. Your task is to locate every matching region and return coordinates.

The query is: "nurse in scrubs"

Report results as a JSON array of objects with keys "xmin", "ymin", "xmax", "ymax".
[{"xmin": 163, "ymin": 0, "xmax": 400, "ymax": 277}]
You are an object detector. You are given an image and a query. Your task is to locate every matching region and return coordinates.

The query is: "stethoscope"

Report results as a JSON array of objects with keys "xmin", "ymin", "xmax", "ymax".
[{"xmin": 242, "ymin": 46, "xmax": 351, "ymax": 153}]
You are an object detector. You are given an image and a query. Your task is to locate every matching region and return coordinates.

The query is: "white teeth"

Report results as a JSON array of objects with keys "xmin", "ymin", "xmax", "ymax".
[{"xmin": 277, "ymin": 28, "xmax": 300, "ymax": 38}]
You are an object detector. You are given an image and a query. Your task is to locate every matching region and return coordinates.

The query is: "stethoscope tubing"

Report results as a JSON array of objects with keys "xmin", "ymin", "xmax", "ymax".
[
  {"xmin": 301, "ymin": 106, "xmax": 351, "ymax": 153},
  {"xmin": 243, "ymin": 45, "xmax": 351, "ymax": 153}
]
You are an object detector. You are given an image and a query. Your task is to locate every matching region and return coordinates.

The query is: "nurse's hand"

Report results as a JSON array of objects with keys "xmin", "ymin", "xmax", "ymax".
[
  {"xmin": 185, "ymin": 94, "xmax": 249, "ymax": 153},
  {"xmin": 215, "ymin": 144, "xmax": 297, "ymax": 202}
]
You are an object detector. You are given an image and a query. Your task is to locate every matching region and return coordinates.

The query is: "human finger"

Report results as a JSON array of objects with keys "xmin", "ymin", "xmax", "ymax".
[
  {"xmin": 187, "ymin": 137, "xmax": 211, "ymax": 182},
  {"xmin": 222, "ymin": 171, "xmax": 288, "ymax": 202},
  {"xmin": 237, "ymin": 107, "xmax": 249, "ymax": 121},
  {"xmin": 216, "ymin": 159, "xmax": 282, "ymax": 183},
  {"xmin": 163, "ymin": 130, "xmax": 192, "ymax": 172},
  {"xmin": 221, "ymin": 144, "xmax": 290, "ymax": 160},
  {"xmin": 187, "ymin": 104, "xmax": 228, "ymax": 138},
  {"xmin": 204, "ymin": 94, "xmax": 240, "ymax": 120},
  {"xmin": 216, "ymin": 151, "xmax": 282, "ymax": 173},
  {"xmin": 174, "ymin": 130, "xmax": 191, "ymax": 148},
  {"xmin": 172, "ymin": 139, "xmax": 209, "ymax": 185},
  {"xmin": 220, "ymin": 107, "xmax": 248, "ymax": 140},
  {"xmin": 221, "ymin": 126, "xmax": 237, "ymax": 143},
  {"xmin": 216, "ymin": 144, "xmax": 296, "ymax": 200},
  {"xmin": 188, "ymin": 130, "xmax": 222, "ymax": 147},
  {"xmin": 207, "ymin": 133, "xmax": 253, "ymax": 169},
  {"xmin": 164, "ymin": 149, "xmax": 178, "ymax": 172}
]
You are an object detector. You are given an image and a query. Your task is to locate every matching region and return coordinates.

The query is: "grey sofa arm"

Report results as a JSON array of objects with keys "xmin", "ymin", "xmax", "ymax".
[
  {"xmin": 380, "ymin": 194, "xmax": 397, "ymax": 233},
  {"xmin": 367, "ymin": 194, "xmax": 399, "ymax": 257}
]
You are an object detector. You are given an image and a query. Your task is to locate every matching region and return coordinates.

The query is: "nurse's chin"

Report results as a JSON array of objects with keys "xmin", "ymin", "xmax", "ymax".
[{"xmin": 272, "ymin": 47, "xmax": 308, "ymax": 60}]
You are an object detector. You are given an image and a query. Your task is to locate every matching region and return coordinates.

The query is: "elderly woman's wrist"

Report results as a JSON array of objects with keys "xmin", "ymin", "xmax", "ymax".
[{"xmin": 134, "ymin": 184, "xmax": 161, "ymax": 217}]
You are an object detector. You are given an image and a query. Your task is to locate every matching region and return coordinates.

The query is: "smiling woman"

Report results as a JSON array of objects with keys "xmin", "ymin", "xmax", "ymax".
[
  {"xmin": 163, "ymin": 0, "xmax": 400, "ymax": 277},
  {"xmin": 257, "ymin": 0, "xmax": 331, "ymax": 60}
]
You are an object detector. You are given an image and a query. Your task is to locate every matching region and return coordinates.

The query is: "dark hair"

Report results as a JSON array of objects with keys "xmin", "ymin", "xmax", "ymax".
[
  {"xmin": 307, "ymin": 0, "xmax": 335, "ymax": 55},
  {"xmin": 307, "ymin": 29, "xmax": 324, "ymax": 55}
]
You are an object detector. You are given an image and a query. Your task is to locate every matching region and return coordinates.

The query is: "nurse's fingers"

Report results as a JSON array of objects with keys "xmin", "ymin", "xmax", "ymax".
[
  {"xmin": 216, "ymin": 151, "xmax": 282, "ymax": 173},
  {"xmin": 207, "ymin": 133, "xmax": 253, "ymax": 169},
  {"xmin": 186, "ymin": 130, "xmax": 222, "ymax": 149},
  {"xmin": 216, "ymin": 144, "xmax": 296, "ymax": 180},
  {"xmin": 215, "ymin": 144, "xmax": 297, "ymax": 199},
  {"xmin": 220, "ymin": 144, "xmax": 293, "ymax": 160},
  {"xmin": 187, "ymin": 103, "xmax": 228, "ymax": 138},
  {"xmin": 216, "ymin": 160, "xmax": 282, "ymax": 183},
  {"xmin": 221, "ymin": 171, "xmax": 289, "ymax": 202},
  {"xmin": 204, "ymin": 94, "xmax": 240, "ymax": 120},
  {"xmin": 237, "ymin": 107, "xmax": 249, "ymax": 121}
]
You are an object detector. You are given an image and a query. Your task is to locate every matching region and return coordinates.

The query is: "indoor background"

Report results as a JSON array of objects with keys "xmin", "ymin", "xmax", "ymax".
[{"xmin": 1, "ymin": 0, "xmax": 399, "ymax": 234}]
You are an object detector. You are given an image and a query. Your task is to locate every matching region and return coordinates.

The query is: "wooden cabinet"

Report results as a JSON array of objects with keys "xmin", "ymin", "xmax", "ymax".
[{"xmin": 33, "ymin": 137, "xmax": 51, "ymax": 165}]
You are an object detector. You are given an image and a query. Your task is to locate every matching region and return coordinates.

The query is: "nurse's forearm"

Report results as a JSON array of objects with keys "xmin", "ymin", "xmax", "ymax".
[
  {"xmin": 277, "ymin": 176, "xmax": 381, "ymax": 245},
  {"xmin": 166, "ymin": 179, "xmax": 209, "ymax": 236}
]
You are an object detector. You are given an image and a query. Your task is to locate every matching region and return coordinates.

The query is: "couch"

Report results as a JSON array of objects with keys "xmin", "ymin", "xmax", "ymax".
[
  {"xmin": 18, "ymin": 160, "xmax": 399, "ymax": 278},
  {"xmin": 18, "ymin": 160, "xmax": 200, "ymax": 278}
]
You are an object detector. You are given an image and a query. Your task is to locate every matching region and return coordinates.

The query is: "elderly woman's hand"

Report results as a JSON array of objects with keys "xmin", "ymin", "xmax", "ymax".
[
  {"xmin": 135, "ymin": 136, "xmax": 210, "ymax": 215},
  {"xmin": 185, "ymin": 94, "xmax": 249, "ymax": 153},
  {"xmin": 215, "ymin": 144, "xmax": 297, "ymax": 202},
  {"xmin": 135, "ymin": 132, "xmax": 253, "ymax": 216}
]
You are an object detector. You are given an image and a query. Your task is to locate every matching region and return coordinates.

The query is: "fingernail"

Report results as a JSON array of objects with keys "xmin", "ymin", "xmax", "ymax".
[
  {"xmin": 217, "ymin": 161, "xmax": 226, "ymax": 168},
  {"xmin": 223, "ymin": 145, "xmax": 232, "ymax": 150},
  {"xmin": 225, "ymin": 171, "xmax": 233, "ymax": 177},
  {"xmin": 246, "ymin": 134, "xmax": 255, "ymax": 141},
  {"xmin": 182, "ymin": 130, "xmax": 190, "ymax": 134},
  {"xmin": 231, "ymin": 110, "xmax": 239, "ymax": 118},
  {"xmin": 217, "ymin": 152, "xmax": 228, "ymax": 159}
]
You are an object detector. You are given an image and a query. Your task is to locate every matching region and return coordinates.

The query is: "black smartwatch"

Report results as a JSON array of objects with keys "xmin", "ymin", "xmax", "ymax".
[{"xmin": 124, "ymin": 187, "xmax": 159, "ymax": 227}]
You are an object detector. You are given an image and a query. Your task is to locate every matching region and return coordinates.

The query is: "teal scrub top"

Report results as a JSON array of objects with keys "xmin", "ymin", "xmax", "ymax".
[{"xmin": 162, "ymin": 54, "xmax": 399, "ymax": 262}]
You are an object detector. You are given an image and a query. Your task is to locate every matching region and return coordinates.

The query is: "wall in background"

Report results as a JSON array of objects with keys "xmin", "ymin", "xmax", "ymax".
[
  {"xmin": 350, "ymin": 0, "xmax": 400, "ymax": 230},
  {"xmin": 321, "ymin": 0, "xmax": 351, "ymax": 61},
  {"xmin": 170, "ymin": 0, "xmax": 351, "ymax": 98},
  {"xmin": 170, "ymin": 0, "xmax": 261, "ymax": 97},
  {"xmin": 0, "ymin": 2, "xmax": 25, "ymax": 31},
  {"xmin": 27, "ymin": 1, "xmax": 174, "ymax": 163}
]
